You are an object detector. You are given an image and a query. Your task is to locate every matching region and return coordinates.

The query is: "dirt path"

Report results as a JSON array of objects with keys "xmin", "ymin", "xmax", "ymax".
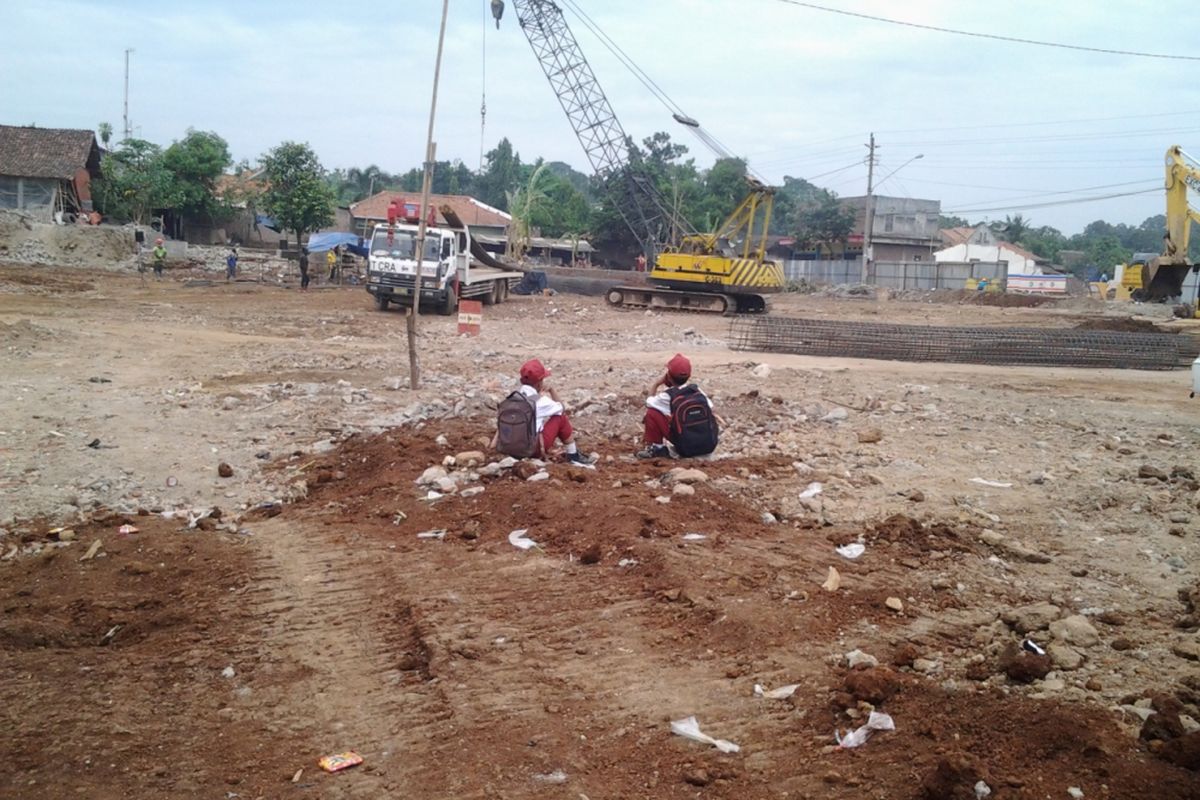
[{"xmin": 2, "ymin": 263, "xmax": 1198, "ymax": 797}]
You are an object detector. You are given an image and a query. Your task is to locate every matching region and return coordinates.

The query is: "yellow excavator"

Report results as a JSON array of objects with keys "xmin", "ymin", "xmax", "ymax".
[
  {"xmin": 605, "ymin": 178, "xmax": 785, "ymax": 314},
  {"xmin": 1128, "ymin": 145, "xmax": 1200, "ymax": 316}
]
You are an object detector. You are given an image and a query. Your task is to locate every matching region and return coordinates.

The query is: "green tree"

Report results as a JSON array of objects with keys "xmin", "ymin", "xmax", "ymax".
[
  {"xmin": 97, "ymin": 122, "xmax": 113, "ymax": 148},
  {"xmin": 261, "ymin": 142, "xmax": 335, "ymax": 248},
  {"xmin": 506, "ymin": 163, "xmax": 550, "ymax": 261},
  {"xmin": 477, "ymin": 138, "xmax": 522, "ymax": 210},
  {"xmin": 791, "ymin": 192, "xmax": 855, "ymax": 256},
  {"xmin": 1085, "ymin": 235, "xmax": 1131, "ymax": 273},
  {"xmin": 162, "ymin": 128, "xmax": 233, "ymax": 223},
  {"xmin": 95, "ymin": 138, "xmax": 174, "ymax": 224},
  {"xmin": 938, "ymin": 214, "xmax": 971, "ymax": 229},
  {"xmin": 699, "ymin": 157, "xmax": 748, "ymax": 230}
]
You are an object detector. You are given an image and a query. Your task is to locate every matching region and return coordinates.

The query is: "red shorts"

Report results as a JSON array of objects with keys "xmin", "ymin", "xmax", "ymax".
[
  {"xmin": 643, "ymin": 408, "xmax": 670, "ymax": 445},
  {"xmin": 541, "ymin": 414, "xmax": 574, "ymax": 451}
]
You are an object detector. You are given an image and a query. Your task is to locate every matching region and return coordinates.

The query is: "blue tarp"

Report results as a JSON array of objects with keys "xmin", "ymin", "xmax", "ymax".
[
  {"xmin": 306, "ymin": 231, "xmax": 368, "ymax": 257},
  {"xmin": 255, "ymin": 214, "xmax": 279, "ymax": 232}
]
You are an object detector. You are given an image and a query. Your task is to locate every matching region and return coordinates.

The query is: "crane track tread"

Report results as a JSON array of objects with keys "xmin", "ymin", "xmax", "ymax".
[{"xmin": 605, "ymin": 285, "xmax": 768, "ymax": 315}]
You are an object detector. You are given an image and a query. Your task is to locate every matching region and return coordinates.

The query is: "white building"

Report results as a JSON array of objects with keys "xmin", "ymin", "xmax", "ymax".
[{"xmin": 934, "ymin": 224, "xmax": 1045, "ymax": 276}]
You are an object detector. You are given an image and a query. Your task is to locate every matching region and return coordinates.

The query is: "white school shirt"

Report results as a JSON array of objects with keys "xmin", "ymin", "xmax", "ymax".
[{"xmin": 517, "ymin": 384, "xmax": 563, "ymax": 433}]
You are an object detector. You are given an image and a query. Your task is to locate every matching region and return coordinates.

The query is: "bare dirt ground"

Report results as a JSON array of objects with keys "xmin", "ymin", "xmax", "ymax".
[{"xmin": 2, "ymin": 262, "xmax": 1198, "ymax": 799}]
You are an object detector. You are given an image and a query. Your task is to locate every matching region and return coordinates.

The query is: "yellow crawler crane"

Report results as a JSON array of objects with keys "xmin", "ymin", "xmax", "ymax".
[{"xmin": 605, "ymin": 179, "xmax": 786, "ymax": 314}]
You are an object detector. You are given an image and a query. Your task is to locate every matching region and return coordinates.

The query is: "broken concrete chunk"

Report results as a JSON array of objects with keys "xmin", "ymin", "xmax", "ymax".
[
  {"xmin": 416, "ymin": 466, "xmax": 448, "ymax": 486},
  {"xmin": 1048, "ymin": 615, "xmax": 1100, "ymax": 648},
  {"xmin": 1001, "ymin": 603, "xmax": 1062, "ymax": 634},
  {"xmin": 667, "ymin": 467, "xmax": 709, "ymax": 484}
]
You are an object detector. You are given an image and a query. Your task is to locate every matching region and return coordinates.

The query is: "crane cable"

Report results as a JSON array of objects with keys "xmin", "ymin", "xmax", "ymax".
[
  {"xmin": 557, "ymin": 0, "xmax": 763, "ymax": 179},
  {"xmin": 479, "ymin": 0, "xmax": 488, "ymax": 173}
]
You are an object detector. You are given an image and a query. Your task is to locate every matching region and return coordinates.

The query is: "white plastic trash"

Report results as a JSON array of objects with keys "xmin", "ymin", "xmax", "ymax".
[
  {"xmin": 508, "ymin": 529, "xmax": 538, "ymax": 550},
  {"xmin": 670, "ymin": 716, "xmax": 740, "ymax": 753},
  {"xmin": 836, "ymin": 543, "xmax": 865, "ymax": 559},
  {"xmin": 835, "ymin": 711, "xmax": 895, "ymax": 748}
]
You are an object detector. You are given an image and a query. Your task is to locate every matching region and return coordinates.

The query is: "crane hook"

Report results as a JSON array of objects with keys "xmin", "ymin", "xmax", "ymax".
[{"xmin": 491, "ymin": 0, "xmax": 504, "ymax": 29}]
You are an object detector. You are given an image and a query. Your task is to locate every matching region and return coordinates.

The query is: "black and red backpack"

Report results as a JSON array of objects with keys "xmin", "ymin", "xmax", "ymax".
[{"xmin": 667, "ymin": 385, "xmax": 718, "ymax": 457}]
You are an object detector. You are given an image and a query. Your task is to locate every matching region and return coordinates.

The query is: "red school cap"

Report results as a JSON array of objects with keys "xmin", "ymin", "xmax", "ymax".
[
  {"xmin": 519, "ymin": 359, "xmax": 550, "ymax": 384},
  {"xmin": 666, "ymin": 353, "xmax": 691, "ymax": 380}
]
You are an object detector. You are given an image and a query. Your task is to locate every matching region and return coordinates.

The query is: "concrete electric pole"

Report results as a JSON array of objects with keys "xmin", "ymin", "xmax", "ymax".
[
  {"xmin": 123, "ymin": 48, "xmax": 134, "ymax": 141},
  {"xmin": 861, "ymin": 132, "xmax": 876, "ymax": 283}
]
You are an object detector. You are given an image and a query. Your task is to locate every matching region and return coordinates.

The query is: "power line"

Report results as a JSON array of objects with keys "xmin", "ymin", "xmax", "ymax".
[
  {"xmin": 944, "ymin": 187, "xmax": 1161, "ymax": 214},
  {"xmin": 773, "ymin": 0, "xmax": 1200, "ymax": 61}
]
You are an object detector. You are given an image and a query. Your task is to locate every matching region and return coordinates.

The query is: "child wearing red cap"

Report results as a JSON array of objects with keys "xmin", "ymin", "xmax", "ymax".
[
  {"xmin": 637, "ymin": 353, "xmax": 721, "ymax": 459},
  {"xmin": 504, "ymin": 359, "xmax": 591, "ymax": 465}
]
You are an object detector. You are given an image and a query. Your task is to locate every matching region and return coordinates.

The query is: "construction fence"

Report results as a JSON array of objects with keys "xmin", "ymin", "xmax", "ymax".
[{"xmin": 781, "ymin": 258, "xmax": 1007, "ymax": 291}]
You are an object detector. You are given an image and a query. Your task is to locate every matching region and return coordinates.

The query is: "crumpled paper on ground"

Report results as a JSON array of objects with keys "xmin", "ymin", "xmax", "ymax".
[
  {"xmin": 753, "ymin": 683, "xmax": 800, "ymax": 699},
  {"xmin": 670, "ymin": 716, "xmax": 740, "ymax": 753},
  {"xmin": 835, "ymin": 711, "xmax": 895, "ymax": 748}
]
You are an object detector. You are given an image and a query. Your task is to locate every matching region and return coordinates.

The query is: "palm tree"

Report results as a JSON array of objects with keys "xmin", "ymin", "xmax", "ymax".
[
  {"xmin": 1002, "ymin": 213, "xmax": 1030, "ymax": 243},
  {"xmin": 506, "ymin": 163, "xmax": 550, "ymax": 262},
  {"xmin": 97, "ymin": 122, "xmax": 113, "ymax": 148}
]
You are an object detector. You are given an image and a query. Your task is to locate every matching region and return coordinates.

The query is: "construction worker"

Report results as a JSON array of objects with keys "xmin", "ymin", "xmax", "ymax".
[
  {"xmin": 636, "ymin": 253, "xmax": 647, "ymax": 273},
  {"xmin": 299, "ymin": 247, "xmax": 311, "ymax": 291},
  {"xmin": 326, "ymin": 247, "xmax": 339, "ymax": 282},
  {"xmin": 151, "ymin": 238, "xmax": 167, "ymax": 279}
]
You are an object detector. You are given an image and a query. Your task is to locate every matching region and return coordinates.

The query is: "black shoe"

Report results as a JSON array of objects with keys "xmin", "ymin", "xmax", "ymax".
[
  {"xmin": 635, "ymin": 444, "xmax": 669, "ymax": 459},
  {"xmin": 565, "ymin": 451, "xmax": 594, "ymax": 467}
]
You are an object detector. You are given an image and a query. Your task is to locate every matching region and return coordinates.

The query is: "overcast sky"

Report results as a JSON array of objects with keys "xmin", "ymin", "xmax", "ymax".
[{"xmin": 4, "ymin": 0, "xmax": 1198, "ymax": 234}]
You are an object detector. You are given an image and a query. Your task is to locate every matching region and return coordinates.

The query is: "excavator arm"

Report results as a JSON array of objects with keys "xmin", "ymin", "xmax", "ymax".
[{"xmin": 1163, "ymin": 145, "xmax": 1200, "ymax": 264}]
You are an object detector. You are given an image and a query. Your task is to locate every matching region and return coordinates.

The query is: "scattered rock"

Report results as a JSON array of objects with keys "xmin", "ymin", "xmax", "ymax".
[
  {"xmin": 683, "ymin": 768, "xmax": 711, "ymax": 787},
  {"xmin": 512, "ymin": 462, "xmax": 540, "ymax": 480},
  {"xmin": 455, "ymin": 451, "xmax": 486, "ymax": 467},
  {"xmin": 843, "ymin": 666, "xmax": 902, "ymax": 704},
  {"xmin": 821, "ymin": 567, "xmax": 841, "ymax": 592},
  {"xmin": 821, "ymin": 407, "xmax": 849, "ymax": 423},
  {"xmin": 1049, "ymin": 615, "xmax": 1100, "ymax": 648},
  {"xmin": 433, "ymin": 477, "xmax": 459, "ymax": 494},
  {"xmin": 1159, "ymin": 731, "xmax": 1200, "ymax": 770},
  {"xmin": 1001, "ymin": 602, "xmax": 1061, "ymax": 634},
  {"xmin": 220, "ymin": 396, "xmax": 240, "ymax": 410},
  {"xmin": 892, "ymin": 643, "xmax": 919, "ymax": 668},
  {"xmin": 1046, "ymin": 643, "xmax": 1084, "ymax": 670},
  {"xmin": 912, "ymin": 658, "xmax": 940, "ymax": 675},
  {"xmin": 857, "ymin": 428, "xmax": 884, "ymax": 444},
  {"xmin": 761, "ymin": 512, "xmax": 777, "ymax": 525},
  {"xmin": 435, "ymin": 434, "xmax": 449, "ymax": 447},
  {"xmin": 918, "ymin": 756, "xmax": 987, "ymax": 800},
  {"xmin": 667, "ymin": 467, "xmax": 709, "ymax": 484},
  {"xmin": 750, "ymin": 363, "xmax": 772, "ymax": 379},
  {"xmin": 527, "ymin": 471, "xmax": 550, "ymax": 483},
  {"xmin": 931, "ymin": 576, "xmax": 953, "ymax": 591},
  {"xmin": 1111, "ymin": 638, "xmax": 1135, "ymax": 652},
  {"xmin": 1172, "ymin": 640, "xmax": 1200, "ymax": 662},
  {"xmin": 999, "ymin": 644, "xmax": 1052, "ymax": 684},
  {"xmin": 217, "ymin": 462, "xmax": 234, "ymax": 478},
  {"xmin": 579, "ymin": 544, "xmax": 602, "ymax": 565},
  {"xmin": 885, "ymin": 596, "xmax": 904, "ymax": 613},
  {"xmin": 1139, "ymin": 464, "xmax": 1170, "ymax": 481},
  {"xmin": 672, "ymin": 483, "xmax": 696, "ymax": 497},
  {"xmin": 845, "ymin": 649, "xmax": 878, "ymax": 669},
  {"xmin": 417, "ymin": 466, "xmax": 448, "ymax": 486},
  {"xmin": 906, "ymin": 489, "xmax": 926, "ymax": 503}
]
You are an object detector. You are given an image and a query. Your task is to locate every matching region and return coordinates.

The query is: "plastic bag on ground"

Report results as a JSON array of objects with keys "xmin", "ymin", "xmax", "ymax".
[
  {"xmin": 836, "ymin": 543, "xmax": 865, "ymax": 559},
  {"xmin": 835, "ymin": 711, "xmax": 895, "ymax": 748},
  {"xmin": 670, "ymin": 716, "xmax": 740, "ymax": 753},
  {"xmin": 508, "ymin": 529, "xmax": 538, "ymax": 550},
  {"xmin": 753, "ymin": 683, "xmax": 799, "ymax": 699}
]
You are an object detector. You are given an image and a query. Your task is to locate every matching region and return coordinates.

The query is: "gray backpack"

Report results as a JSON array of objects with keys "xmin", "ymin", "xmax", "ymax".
[{"xmin": 496, "ymin": 391, "xmax": 539, "ymax": 458}]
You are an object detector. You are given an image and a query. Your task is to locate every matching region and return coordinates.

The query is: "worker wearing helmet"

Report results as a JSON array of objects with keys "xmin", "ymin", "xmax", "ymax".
[{"xmin": 151, "ymin": 238, "xmax": 167, "ymax": 280}]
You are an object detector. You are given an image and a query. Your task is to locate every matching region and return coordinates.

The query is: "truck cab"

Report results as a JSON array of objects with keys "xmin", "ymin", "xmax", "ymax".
[
  {"xmin": 365, "ymin": 199, "xmax": 522, "ymax": 314},
  {"xmin": 366, "ymin": 222, "xmax": 467, "ymax": 314}
]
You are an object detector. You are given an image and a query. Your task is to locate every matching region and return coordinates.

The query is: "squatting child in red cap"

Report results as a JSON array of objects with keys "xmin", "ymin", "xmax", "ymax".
[
  {"xmin": 493, "ymin": 359, "xmax": 592, "ymax": 466},
  {"xmin": 638, "ymin": 353, "xmax": 723, "ymax": 459}
]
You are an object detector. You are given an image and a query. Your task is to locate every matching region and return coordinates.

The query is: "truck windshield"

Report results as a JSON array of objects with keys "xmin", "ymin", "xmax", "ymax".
[{"xmin": 371, "ymin": 231, "xmax": 441, "ymax": 261}]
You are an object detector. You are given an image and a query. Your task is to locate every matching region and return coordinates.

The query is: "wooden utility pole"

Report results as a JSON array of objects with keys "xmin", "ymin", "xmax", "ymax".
[
  {"xmin": 861, "ymin": 132, "xmax": 876, "ymax": 284},
  {"xmin": 408, "ymin": 0, "xmax": 450, "ymax": 390}
]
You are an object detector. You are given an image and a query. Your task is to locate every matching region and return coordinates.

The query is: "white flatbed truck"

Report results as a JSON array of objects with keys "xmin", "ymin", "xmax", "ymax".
[{"xmin": 365, "ymin": 204, "xmax": 523, "ymax": 315}]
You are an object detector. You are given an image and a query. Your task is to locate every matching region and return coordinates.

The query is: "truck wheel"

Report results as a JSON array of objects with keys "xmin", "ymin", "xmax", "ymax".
[
  {"xmin": 374, "ymin": 295, "xmax": 389, "ymax": 312},
  {"xmin": 499, "ymin": 280, "xmax": 509, "ymax": 303},
  {"xmin": 483, "ymin": 281, "xmax": 500, "ymax": 306},
  {"xmin": 438, "ymin": 289, "xmax": 458, "ymax": 316}
]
